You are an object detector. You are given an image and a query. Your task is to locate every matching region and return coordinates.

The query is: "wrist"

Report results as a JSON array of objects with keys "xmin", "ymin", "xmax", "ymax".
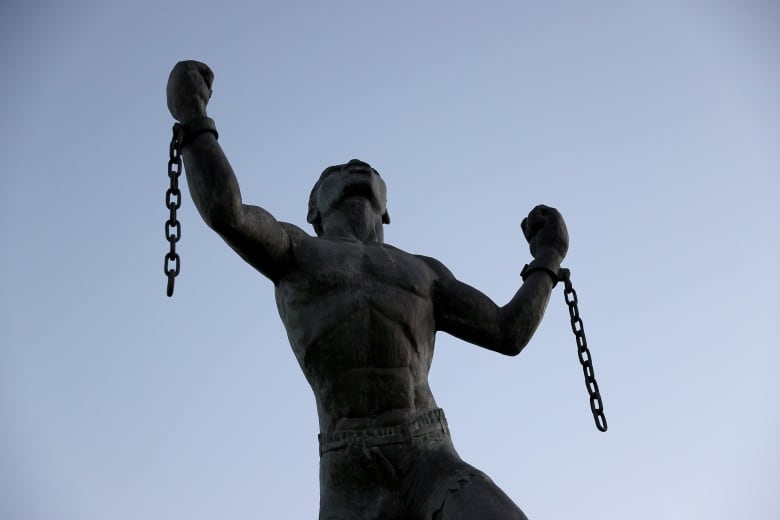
[
  {"xmin": 532, "ymin": 247, "xmax": 564, "ymax": 266},
  {"xmin": 521, "ymin": 258, "xmax": 562, "ymax": 287},
  {"xmin": 175, "ymin": 116, "xmax": 218, "ymax": 148}
]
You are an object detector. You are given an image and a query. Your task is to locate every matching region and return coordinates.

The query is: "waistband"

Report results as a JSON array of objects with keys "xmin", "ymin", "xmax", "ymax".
[{"xmin": 318, "ymin": 408, "xmax": 450, "ymax": 456}]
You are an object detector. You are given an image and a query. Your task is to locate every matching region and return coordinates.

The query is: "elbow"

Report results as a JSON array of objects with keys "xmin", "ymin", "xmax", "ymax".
[
  {"xmin": 502, "ymin": 344, "xmax": 525, "ymax": 357},
  {"xmin": 499, "ymin": 332, "xmax": 531, "ymax": 357},
  {"xmin": 497, "ymin": 339, "xmax": 522, "ymax": 357},
  {"xmin": 208, "ymin": 216, "xmax": 232, "ymax": 234},
  {"xmin": 496, "ymin": 305, "xmax": 539, "ymax": 356},
  {"xmin": 193, "ymin": 194, "xmax": 242, "ymax": 233},
  {"xmin": 205, "ymin": 208, "xmax": 240, "ymax": 235},
  {"xmin": 505, "ymin": 347, "xmax": 522, "ymax": 357}
]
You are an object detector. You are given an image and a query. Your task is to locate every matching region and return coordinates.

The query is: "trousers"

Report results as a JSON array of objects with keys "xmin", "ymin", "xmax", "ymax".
[{"xmin": 317, "ymin": 409, "xmax": 528, "ymax": 520}]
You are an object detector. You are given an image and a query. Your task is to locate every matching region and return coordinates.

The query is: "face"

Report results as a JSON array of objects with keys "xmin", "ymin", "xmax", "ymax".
[{"xmin": 314, "ymin": 159, "xmax": 388, "ymax": 220}]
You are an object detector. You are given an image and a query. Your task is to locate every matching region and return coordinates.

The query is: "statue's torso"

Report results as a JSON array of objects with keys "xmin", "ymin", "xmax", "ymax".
[{"xmin": 274, "ymin": 236, "xmax": 439, "ymax": 431}]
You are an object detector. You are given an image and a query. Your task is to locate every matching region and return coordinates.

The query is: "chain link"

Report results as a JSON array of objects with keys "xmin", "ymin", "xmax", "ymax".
[
  {"xmin": 164, "ymin": 124, "xmax": 182, "ymax": 297},
  {"xmin": 559, "ymin": 268, "xmax": 607, "ymax": 432}
]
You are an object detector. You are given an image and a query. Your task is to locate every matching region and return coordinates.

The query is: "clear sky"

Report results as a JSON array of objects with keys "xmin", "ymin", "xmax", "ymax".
[{"xmin": 1, "ymin": 1, "xmax": 778, "ymax": 519}]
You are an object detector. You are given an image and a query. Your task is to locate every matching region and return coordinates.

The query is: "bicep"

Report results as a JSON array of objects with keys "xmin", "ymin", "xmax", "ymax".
[
  {"xmin": 215, "ymin": 204, "xmax": 297, "ymax": 282},
  {"xmin": 426, "ymin": 258, "xmax": 506, "ymax": 352}
]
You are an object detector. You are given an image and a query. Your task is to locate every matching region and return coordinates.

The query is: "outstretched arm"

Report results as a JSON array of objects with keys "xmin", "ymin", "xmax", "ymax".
[
  {"xmin": 167, "ymin": 61, "xmax": 295, "ymax": 282},
  {"xmin": 428, "ymin": 205, "xmax": 568, "ymax": 356}
]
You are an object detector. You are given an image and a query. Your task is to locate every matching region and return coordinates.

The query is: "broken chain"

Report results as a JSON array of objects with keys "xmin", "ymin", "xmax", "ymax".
[
  {"xmin": 559, "ymin": 268, "xmax": 608, "ymax": 432},
  {"xmin": 164, "ymin": 123, "xmax": 182, "ymax": 297}
]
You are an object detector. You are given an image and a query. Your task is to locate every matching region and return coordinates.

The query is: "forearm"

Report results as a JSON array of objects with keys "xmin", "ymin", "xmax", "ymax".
[
  {"xmin": 498, "ymin": 264, "xmax": 558, "ymax": 355},
  {"xmin": 181, "ymin": 131, "xmax": 244, "ymax": 232},
  {"xmin": 166, "ymin": 61, "xmax": 242, "ymax": 231}
]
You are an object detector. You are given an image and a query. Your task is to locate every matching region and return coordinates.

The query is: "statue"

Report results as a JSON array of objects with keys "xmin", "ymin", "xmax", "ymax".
[{"xmin": 167, "ymin": 60, "xmax": 571, "ymax": 520}]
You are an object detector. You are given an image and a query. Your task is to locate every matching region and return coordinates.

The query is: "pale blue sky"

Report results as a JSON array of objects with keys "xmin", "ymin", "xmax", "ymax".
[{"xmin": 1, "ymin": 1, "xmax": 778, "ymax": 519}]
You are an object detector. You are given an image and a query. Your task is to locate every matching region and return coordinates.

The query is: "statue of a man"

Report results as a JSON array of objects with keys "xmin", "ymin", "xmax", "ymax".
[{"xmin": 167, "ymin": 60, "xmax": 569, "ymax": 520}]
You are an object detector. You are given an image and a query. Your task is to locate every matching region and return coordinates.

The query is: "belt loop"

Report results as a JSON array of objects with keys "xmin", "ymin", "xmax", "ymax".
[{"xmin": 402, "ymin": 422, "xmax": 413, "ymax": 445}]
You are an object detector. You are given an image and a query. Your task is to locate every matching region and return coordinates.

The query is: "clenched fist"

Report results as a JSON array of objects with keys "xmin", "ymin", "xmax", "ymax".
[
  {"xmin": 521, "ymin": 205, "xmax": 569, "ymax": 262},
  {"xmin": 166, "ymin": 60, "xmax": 214, "ymax": 123}
]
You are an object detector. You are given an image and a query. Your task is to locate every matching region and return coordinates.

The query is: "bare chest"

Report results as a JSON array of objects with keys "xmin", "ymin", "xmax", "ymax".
[
  {"xmin": 274, "ymin": 238, "xmax": 436, "ymax": 357},
  {"xmin": 283, "ymin": 238, "xmax": 432, "ymax": 301}
]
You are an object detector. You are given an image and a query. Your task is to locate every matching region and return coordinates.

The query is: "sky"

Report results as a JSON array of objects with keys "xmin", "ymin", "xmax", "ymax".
[{"xmin": 1, "ymin": 1, "xmax": 778, "ymax": 519}]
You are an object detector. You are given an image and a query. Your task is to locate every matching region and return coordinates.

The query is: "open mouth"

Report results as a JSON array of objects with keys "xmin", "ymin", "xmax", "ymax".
[
  {"xmin": 345, "ymin": 165, "xmax": 373, "ymax": 176},
  {"xmin": 341, "ymin": 177, "xmax": 375, "ymax": 200}
]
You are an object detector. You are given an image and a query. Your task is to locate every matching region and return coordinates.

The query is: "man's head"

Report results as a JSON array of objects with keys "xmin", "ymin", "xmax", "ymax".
[{"xmin": 307, "ymin": 159, "xmax": 390, "ymax": 236}]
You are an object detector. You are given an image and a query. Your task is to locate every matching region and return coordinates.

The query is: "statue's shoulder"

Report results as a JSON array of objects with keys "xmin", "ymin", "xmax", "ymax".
[
  {"xmin": 413, "ymin": 254, "xmax": 455, "ymax": 280},
  {"xmin": 279, "ymin": 222, "xmax": 313, "ymax": 245},
  {"xmin": 378, "ymin": 242, "xmax": 434, "ymax": 266}
]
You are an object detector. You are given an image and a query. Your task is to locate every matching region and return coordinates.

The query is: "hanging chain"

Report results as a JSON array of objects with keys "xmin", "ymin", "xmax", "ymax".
[
  {"xmin": 164, "ymin": 123, "xmax": 183, "ymax": 297},
  {"xmin": 558, "ymin": 268, "xmax": 607, "ymax": 432}
]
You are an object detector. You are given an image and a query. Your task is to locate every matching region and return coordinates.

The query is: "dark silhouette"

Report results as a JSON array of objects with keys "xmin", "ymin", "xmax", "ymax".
[{"xmin": 167, "ymin": 60, "xmax": 570, "ymax": 520}]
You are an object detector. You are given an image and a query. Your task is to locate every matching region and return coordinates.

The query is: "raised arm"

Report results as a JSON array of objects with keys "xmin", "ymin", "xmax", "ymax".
[
  {"xmin": 166, "ymin": 61, "xmax": 296, "ymax": 282},
  {"xmin": 427, "ymin": 205, "xmax": 569, "ymax": 356}
]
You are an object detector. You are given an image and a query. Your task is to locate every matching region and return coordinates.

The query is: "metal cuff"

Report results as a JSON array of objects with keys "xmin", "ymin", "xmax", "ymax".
[
  {"xmin": 521, "ymin": 260, "xmax": 561, "ymax": 287},
  {"xmin": 175, "ymin": 117, "xmax": 218, "ymax": 147}
]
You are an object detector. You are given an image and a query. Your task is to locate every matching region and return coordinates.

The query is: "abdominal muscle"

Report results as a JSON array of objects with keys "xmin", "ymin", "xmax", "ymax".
[
  {"xmin": 317, "ymin": 365, "xmax": 438, "ymax": 432},
  {"xmin": 292, "ymin": 308, "xmax": 438, "ymax": 433},
  {"xmin": 274, "ymin": 244, "xmax": 439, "ymax": 433}
]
